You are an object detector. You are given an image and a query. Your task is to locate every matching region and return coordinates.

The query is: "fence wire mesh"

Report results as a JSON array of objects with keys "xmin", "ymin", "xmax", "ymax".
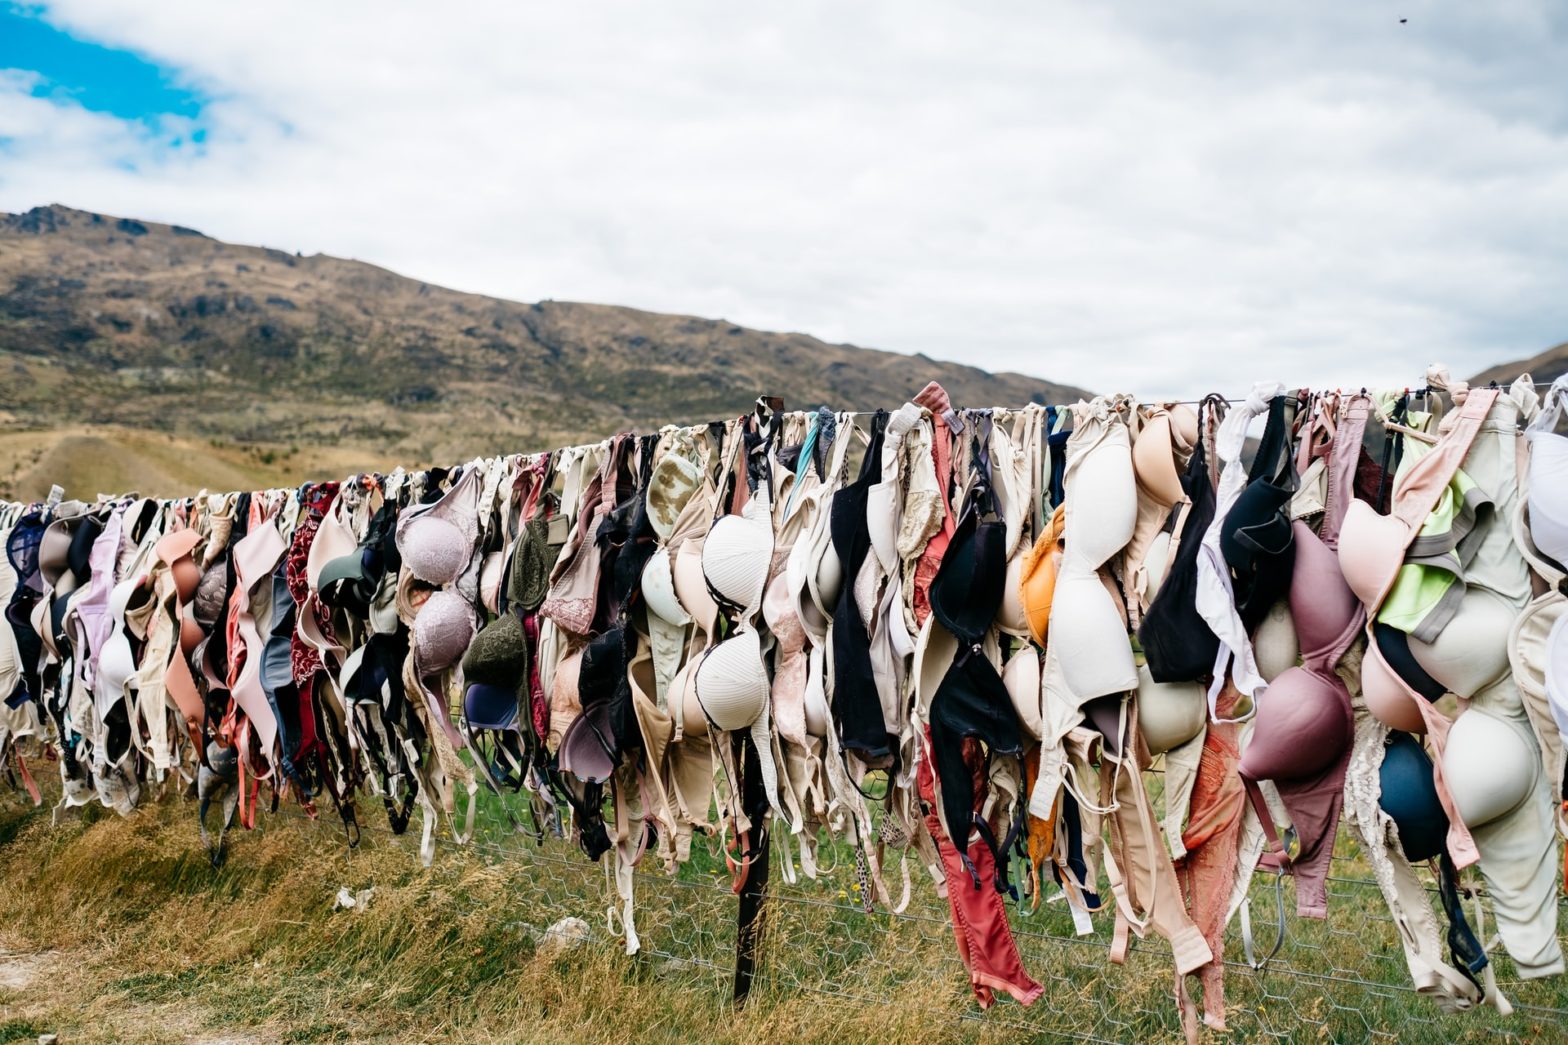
[{"xmin": 281, "ymin": 777, "xmax": 1568, "ymax": 1044}]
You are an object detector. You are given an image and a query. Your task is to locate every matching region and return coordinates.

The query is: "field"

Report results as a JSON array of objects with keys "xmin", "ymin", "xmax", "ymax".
[{"xmin": 0, "ymin": 766, "xmax": 1565, "ymax": 1044}]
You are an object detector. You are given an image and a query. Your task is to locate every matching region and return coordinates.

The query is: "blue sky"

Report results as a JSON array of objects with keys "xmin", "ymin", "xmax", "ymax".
[
  {"xmin": 0, "ymin": 4, "xmax": 206, "ymax": 140},
  {"xmin": 2, "ymin": 1, "xmax": 1567, "ymax": 395}
]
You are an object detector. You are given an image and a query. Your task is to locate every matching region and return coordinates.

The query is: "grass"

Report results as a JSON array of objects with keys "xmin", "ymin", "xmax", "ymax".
[{"xmin": 0, "ymin": 773, "xmax": 1563, "ymax": 1043}]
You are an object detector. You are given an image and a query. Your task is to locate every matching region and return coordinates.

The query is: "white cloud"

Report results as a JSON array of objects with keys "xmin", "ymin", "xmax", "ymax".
[{"xmin": 3, "ymin": 0, "xmax": 1567, "ymax": 397}]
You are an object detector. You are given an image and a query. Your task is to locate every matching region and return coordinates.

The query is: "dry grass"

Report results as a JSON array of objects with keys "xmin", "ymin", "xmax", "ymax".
[
  {"xmin": 0, "ymin": 788, "xmax": 1005, "ymax": 1044},
  {"xmin": 1, "ymin": 773, "xmax": 1564, "ymax": 1044},
  {"xmin": 0, "ymin": 425, "xmax": 391, "ymax": 502}
]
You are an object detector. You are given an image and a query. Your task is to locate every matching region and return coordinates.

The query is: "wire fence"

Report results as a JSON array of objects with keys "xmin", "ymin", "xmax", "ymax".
[{"xmin": 271, "ymin": 780, "xmax": 1568, "ymax": 1044}]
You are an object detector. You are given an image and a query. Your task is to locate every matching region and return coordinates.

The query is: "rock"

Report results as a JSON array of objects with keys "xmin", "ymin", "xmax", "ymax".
[
  {"xmin": 38, "ymin": 1034, "xmax": 59, "ymax": 1045},
  {"xmin": 537, "ymin": 916, "xmax": 591, "ymax": 957}
]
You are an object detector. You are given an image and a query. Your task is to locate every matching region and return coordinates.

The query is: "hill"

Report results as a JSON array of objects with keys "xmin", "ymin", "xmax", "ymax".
[
  {"xmin": 0, "ymin": 204, "xmax": 1089, "ymax": 497},
  {"xmin": 1471, "ymin": 340, "xmax": 1568, "ymax": 388}
]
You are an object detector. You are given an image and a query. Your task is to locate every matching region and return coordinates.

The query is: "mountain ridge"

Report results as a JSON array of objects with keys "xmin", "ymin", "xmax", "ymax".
[
  {"xmin": 0, "ymin": 204, "xmax": 1090, "ymax": 475},
  {"xmin": 1470, "ymin": 341, "xmax": 1568, "ymax": 388}
]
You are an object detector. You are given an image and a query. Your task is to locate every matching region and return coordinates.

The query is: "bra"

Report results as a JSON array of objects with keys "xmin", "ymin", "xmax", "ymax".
[
  {"xmin": 1525, "ymin": 374, "xmax": 1568, "ymax": 570},
  {"xmin": 1017, "ymin": 503, "xmax": 1065, "ymax": 647},
  {"xmin": 397, "ymin": 467, "xmax": 481, "ymax": 586},
  {"xmin": 926, "ymin": 474, "xmax": 1025, "ymax": 884},
  {"xmin": 1343, "ymin": 389, "xmax": 1498, "ymax": 735},
  {"xmin": 1238, "ymin": 395, "xmax": 1369, "ymax": 915},
  {"xmin": 1132, "ymin": 403, "xmax": 1198, "ymax": 509},
  {"xmin": 1219, "ymin": 393, "xmax": 1299, "ymax": 633},
  {"xmin": 829, "ymin": 410, "xmax": 895, "ymax": 761},
  {"xmin": 1340, "ymin": 386, "xmax": 1500, "ymax": 870},
  {"xmin": 1050, "ymin": 397, "xmax": 1138, "ymax": 703},
  {"xmin": 1139, "ymin": 401, "xmax": 1222, "ymax": 683}
]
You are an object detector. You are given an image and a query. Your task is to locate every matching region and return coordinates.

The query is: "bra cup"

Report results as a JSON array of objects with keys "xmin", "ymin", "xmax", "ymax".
[
  {"xmin": 670, "ymin": 660, "xmax": 707, "ymax": 739},
  {"xmin": 1443, "ymin": 708, "xmax": 1536, "ymax": 827},
  {"xmin": 413, "ymin": 589, "xmax": 475, "ymax": 672},
  {"xmin": 401, "ymin": 516, "xmax": 468, "ymax": 586},
  {"xmin": 1018, "ymin": 521, "xmax": 1062, "ymax": 646},
  {"xmin": 703, "ymin": 508, "xmax": 772, "ymax": 613},
  {"xmin": 642, "ymin": 549, "xmax": 690, "ymax": 625},
  {"xmin": 97, "ymin": 635, "xmax": 136, "ymax": 705},
  {"xmin": 1052, "ymin": 420, "xmax": 1137, "ymax": 702},
  {"xmin": 171, "ymin": 557, "xmax": 202, "ymax": 603},
  {"xmin": 814, "ymin": 542, "xmax": 844, "ymax": 613},
  {"xmin": 1337, "ymin": 501, "xmax": 1404, "ymax": 609},
  {"xmin": 1527, "ymin": 432, "xmax": 1568, "ymax": 568},
  {"xmin": 179, "ymin": 611, "xmax": 204, "ymax": 655},
  {"xmin": 1242, "ymin": 668, "xmax": 1351, "ymax": 780},
  {"xmin": 865, "ymin": 481, "xmax": 899, "ymax": 573},
  {"xmin": 1003, "ymin": 647, "xmax": 1043, "ymax": 741},
  {"xmin": 695, "ymin": 629, "xmax": 769, "ymax": 731},
  {"xmin": 647, "ymin": 452, "xmax": 701, "ymax": 542},
  {"xmin": 803, "ymin": 645, "xmax": 829, "ymax": 738},
  {"xmin": 479, "ymin": 551, "xmax": 505, "ymax": 615},
  {"xmin": 548, "ymin": 650, "xmax": 584, "ymax": 750},
  {"xmin": 784, "ymin": 525, "xmax": 828, "ymax": 646},
  {"xmin": 1142, "ymin": 530, "xmax": 1173, "ymax": 598},
  {"xmin": 1070, "ymin": 438, "xmax": 1138, "ymax": 567},
  {"xmin": 1132, "ymin": 414, "xmax": 1184, "ymax": 509},
  {"xmin": 672, "ymin": 538, "xmax": 718, "ymax": 634},
  {"xmin": 1363, "ymin": 643, "xmax": 1428, "ymax": 734},
  {"xmin": 996, "ymin": 549, "xmax": 1029, "ymax": 637},
  {"xmin": 1135, "ymin": 663, "xmax": 1206, "ymax": 755},
  {"xmin": 1379, "ymin": 732, "xmax": 1448, "ymax": 863},
  {"xmin": 914, "ymin": 614, "xmax": 959, "ymax": 719},
  {"xmin": 1050, "ymin": 573, "xmax": 1138, "ymax": 701},
  {"xmin": 1252, "ymin": 600, "xmax": 1300, "ymax": 683},
  {"xmin": 1288, "ymin": 523, "xmax": 1359, "ymax": 654},
  {"xmin": 1408, "ymin": 588, "xmax": 1515, "ymax": 699}
]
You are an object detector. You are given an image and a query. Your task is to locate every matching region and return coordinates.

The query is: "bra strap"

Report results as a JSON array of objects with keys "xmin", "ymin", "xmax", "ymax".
[{"xmin": 1321, "ymin": 393, "xmax": 1372, "ymax": 549}]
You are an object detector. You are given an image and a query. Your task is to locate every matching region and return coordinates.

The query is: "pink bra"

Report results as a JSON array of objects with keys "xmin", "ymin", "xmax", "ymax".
[{"xmin": 1240, "ymin": 394, "xmax": 1368, "ymax": 917}]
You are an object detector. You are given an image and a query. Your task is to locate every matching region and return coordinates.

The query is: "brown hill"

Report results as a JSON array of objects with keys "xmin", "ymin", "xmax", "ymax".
[
  {"xmin": 1471, "ymin": 341, "xmax": 1568, "ymax": 388},
  {"xmin": 0, "ymin": 204, "xmax": 1090, "ymax": 490}
]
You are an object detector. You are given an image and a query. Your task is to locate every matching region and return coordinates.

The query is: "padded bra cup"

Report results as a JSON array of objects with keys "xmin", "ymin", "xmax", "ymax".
[
  {"xmin": 1069, "ymin": 444, "xmax": 1137, "ymax": 567},
  {"xmin": 1363, "ymin": 636, "xmax": 1431, "ymax": 734},
  {"xmin": 1242, "ymin": 665, "xmax": 1353, "ymax": 780},
  {"xmin": 672, "ymin": 538, "xmax": 717, "ymax": 630},
  {"xmin": 1528, "ymin": 433, "xmax": 1568, "ymax": 568},
  {"xmin": 171, "ymin": 556, "xmax": 201, "ymax": 603},
  {"xmin": 1405, "ymin": 587, "xmax": 1514, "ymax": 698},
  {"xmin": 1053, "ymin": 576, "xmax": 1138, "ymax": 698},
  {"xmin": 1220, "ymin": 477, "xmax": 1295, "ymax": 627},
  {"xmin": 1244, "ymin": 526, "xmax": 1359, "ymax": 782},
  {"xmin": 1379, "ymin": 732, "xmax": 1448, "ymax": 862},
  {"xmin": 703, "ymin": 505, "xmax": 771, "ymax": 612},
  {"xmin": 1289, "ymin": 524, "xmax": 1357, "ymax": 654},
  {"xmin": 1135, "ymin": 664, "xmax": 1205, "ymax": 755},
  {"xmin": 695, "ymin": 628, "xmax": 769, "ymax": 732},
  {"xmin": 1252, "ymin": 600, "xmax": 1300, "ymax": 682},
  {"xmin": 179, "ymin": 610, "xmax": 204, "ymax": 654},
  {"xmin": 97, "ymin": 635, "xmax": 135, "ymax": 701},
  {"xmin": 1338, "ymin": 500, "xmax": 1406, "ymax": 609},
  {"xmin": 1055, "ymin": 422, "xmax": 1137, "ymax": 700},
  {"xmin": 1132, "ymin": 413, "xmax": 1185, "ymax": 509},
  {"xmin": 1443, "ymin": 708, "xmax": 1536, "ymax": 827}
]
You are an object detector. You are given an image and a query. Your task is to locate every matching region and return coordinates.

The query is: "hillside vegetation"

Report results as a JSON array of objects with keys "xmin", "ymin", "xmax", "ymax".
[{"xmin": 0, "ymin": 204, "xmax": 1088, "ymax": 496}]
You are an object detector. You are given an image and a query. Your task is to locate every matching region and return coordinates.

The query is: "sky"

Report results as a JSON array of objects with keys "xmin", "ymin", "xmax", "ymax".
[{"xmin": 2, "ymin": 1, "xmax": 1567, "ymax": 398}]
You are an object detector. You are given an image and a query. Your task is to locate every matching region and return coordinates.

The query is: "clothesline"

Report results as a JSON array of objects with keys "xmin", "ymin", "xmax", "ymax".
[{"xmin": 24, "ymin": 377, "xmax": 1551, "ymax": 511}]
